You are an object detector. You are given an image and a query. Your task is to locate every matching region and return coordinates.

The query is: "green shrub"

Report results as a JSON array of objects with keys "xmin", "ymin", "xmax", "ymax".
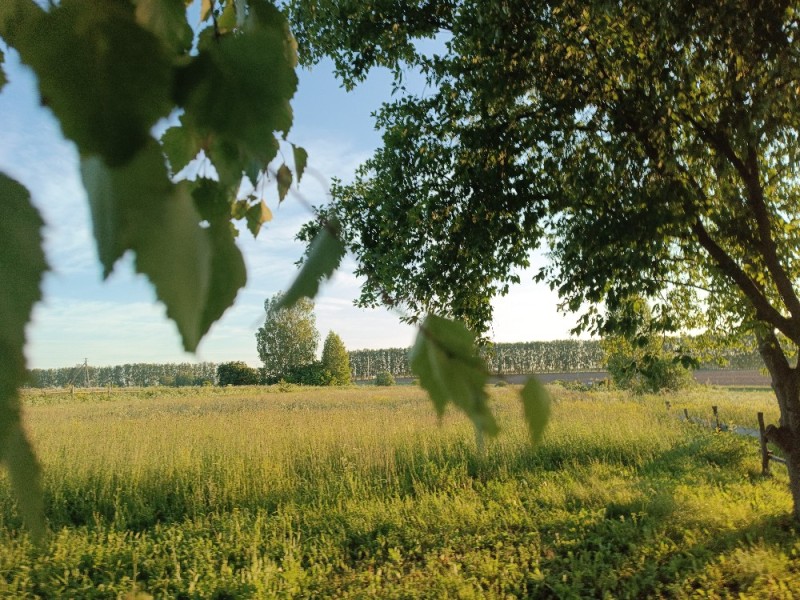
[
  {"xmin": 601, "ymin": 299, "xmax": 696, "ymax": 394},
  {"xmin": 217, "ymin": 362, "xmax": 260, "ymax": 386},
  {"xmin": 284, "ymin": 362, "xmax": 333, "ymax": 386},
  {"xmin": 276, "ymin": 379, "xmax": 297, "ymax": 392},
  {"xmin": 605, "ymin": 350, "xmax": 695, "ymax": 394},
  {"xmin": 375, "ymin": 371, "xmax": 395, "ymax": 386}
]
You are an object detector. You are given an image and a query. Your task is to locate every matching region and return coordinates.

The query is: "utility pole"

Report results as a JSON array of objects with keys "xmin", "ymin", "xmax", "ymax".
[{"xmin": 83, "ymin": 358, "xmax": 90, "ymax": 388}]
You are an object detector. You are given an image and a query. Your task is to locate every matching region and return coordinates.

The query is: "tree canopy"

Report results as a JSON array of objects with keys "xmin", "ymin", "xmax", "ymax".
[
  {"xmin": 288, "ymin": 0, "xmax": 800, "ymax": 516},
  {"xmin": 217, "ymin": 361, "xmax": 260, "ymax": 386},
  {"xmin": 321, "ymin": 331, "xmax": 352, "ymax": 385},
  {"xmin": 601, "ymin": 300, "xmax": 696, "ymax": 394},
  {"xmin": 256, "ymin": 295, "xmax": 319, "ymax": 381}
]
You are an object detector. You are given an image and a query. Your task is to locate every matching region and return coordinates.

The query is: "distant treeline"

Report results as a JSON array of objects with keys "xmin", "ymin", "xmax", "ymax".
[
  {"xmin": 349, "ymin": 340, "xmax": 604, "ymax": 379},
  {"xmin": 701, "ymin": 347, "xmax": 763, "ymax": 370},
  {"xmin": 491, "ymin": 340, "xmax": 605, "ymax": 374},
  {"xmin": 348, "ymin": 339, "xmax": 763, "ymax": 380},
  {"xmin": 27, "ymin": 362, "xmax": 219, "ymax": 389},
  {"xmin": 26, "ymin": 340, "xmax": 764, "ymax": 388}
]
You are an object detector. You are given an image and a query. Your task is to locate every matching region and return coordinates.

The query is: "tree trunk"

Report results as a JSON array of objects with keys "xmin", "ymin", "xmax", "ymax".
[{"xmin": 758, "ymin": 331, "xmax": 800, "ymax": 520}]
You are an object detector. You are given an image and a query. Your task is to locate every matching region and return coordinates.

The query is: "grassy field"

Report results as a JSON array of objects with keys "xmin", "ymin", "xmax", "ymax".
[{"xmin": 1, "ymin": 384, "xmax": 798, "ymax": 598}]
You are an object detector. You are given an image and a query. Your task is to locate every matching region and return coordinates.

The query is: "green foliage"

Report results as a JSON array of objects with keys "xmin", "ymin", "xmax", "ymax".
[
  {"xmin": 276, "ymin": 163, "xmax": 292, "ymax": 202},
  {"xmin": 1, "ymin": 0, "xmax": 304, "ymax": 527},
  {"xmin": 27, "ymin": 362, "xmax": 219, "ymax": 388},
  {"xmin": 409, "ymin": 315, "xmax": 497, "ymax": 437},
  {"xmin": 321, "ymin": 331, "xmax": 352, "ymax": 385},
  {"xmin": 132, "ymin": 0, "xmax": 193, "ymax": 55},
  {"xmin": 277, "ymin": 219, "xmax": 346, "ymax": 311},
  {"xmin": 12, "ymin": 0, "xmax": 173, "ymax": 166},
  {"xmin": 606, "ymin": 351, "xmax": 696, "ymax": 395},
  {"xmin": 165, "ymin": 365, "xmax": 211, "ymax": 387},
  {"xmin": 602, "ymin": 301, "xmax": 696, "ymax": 394},
  {"xmin": 374, "ymin": 371, "xmax": 396, "ymax": 386},
  {"xmin": 349, "ymin": 347, "xmax": 412, "ymax": 379},
  {"xmin": 0, "ymin": 174, "xmax": 47, "ymax": 542},
  {"xmin": 290, "ymin": 0, "xmax": 800, "ymax": 350},
  {"xmin": 0, "ymin": 48, "xmax": 7, "ymax": 91},
  {"xmin": 348, "ymin": 340, "xmax": 607, "ymax": 380},
  {"xmin": 81, "ymin": 146, "xmax": 222, "ymax": 351},
  {"xmin": 216, "ymin": 361, "xmax": 260, "ymax": 386},
  {"xmin": 292, "ymin": 143, "xmax": 308, "ymax": 183},
  {"xmin": 284, "ymin": 361, "xmax": 333, "ymax": 386},
  {"xmin": 256, "ymin": 294, "xmax": 319, "ymax": 382},
  {"xmin": 488, "ymin": 340, "xmax": 604, "ymax": 374},
  {"xmin": 520, "ymin": 377, "xmax": 551, "ymax": 444}
]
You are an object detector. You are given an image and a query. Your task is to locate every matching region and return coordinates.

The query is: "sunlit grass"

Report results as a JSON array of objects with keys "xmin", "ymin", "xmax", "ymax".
[{"xmin": 1, "ymin": 384, "xmax": 797, "ymax": 598}]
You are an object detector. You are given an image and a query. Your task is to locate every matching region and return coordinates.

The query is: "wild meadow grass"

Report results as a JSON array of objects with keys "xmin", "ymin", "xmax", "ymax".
[{"xmin": 1, "ymin": 384, "xmax": 798, "ymax": 598}]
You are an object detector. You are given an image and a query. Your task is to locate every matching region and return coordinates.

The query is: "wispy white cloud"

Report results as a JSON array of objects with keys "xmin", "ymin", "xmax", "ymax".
[
  {"xmin": 0, "ymin": 60, "xmax": 97, "ymax": 277},
  {"xmin": 293, "ymin": 137, "xmax": 372, "ymax": 188},
  {"xmin": 7, "ymin": 49, "xmax": 580, "ymax": 372},
  {"xmin": 26, "ymin": 298, "xmax": 194, "ymax": 368}
]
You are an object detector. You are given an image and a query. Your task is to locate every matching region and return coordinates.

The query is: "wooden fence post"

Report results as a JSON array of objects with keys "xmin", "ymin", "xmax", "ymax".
[
  {"xmin": 683, "ymin": 408, "xmax": 689, "ymax": 421},
  {"xmin": 712, "ymin": 405, "xmax": 720, "ymax": 431},
  {"xmin": 757, "ymin": 412, "xmax": 770, "ymax": 476},
  {"xmin": 665, "ymin": 400, "xmax": 671, "ymax": 411}
]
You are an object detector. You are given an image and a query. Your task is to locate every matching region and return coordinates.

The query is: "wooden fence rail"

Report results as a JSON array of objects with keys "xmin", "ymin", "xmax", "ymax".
[
  {"xmin": 670, "ymin": 402, "xmax": 787, "ymax": 475},
  {"xmin": 757, "ymin": 411, "xmax": 787, "ymax": 474}
]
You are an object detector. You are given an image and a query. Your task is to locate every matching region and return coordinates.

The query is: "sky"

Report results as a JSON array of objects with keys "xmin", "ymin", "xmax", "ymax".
[{"xmin": 1, "ymin": 25, "xmax": 583, "ymax": 370}]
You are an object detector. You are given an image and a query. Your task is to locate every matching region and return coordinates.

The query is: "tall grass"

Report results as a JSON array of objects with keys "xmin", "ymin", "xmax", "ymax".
[{"xmin": 0, "ymin": 385, "xmax": 797, "ymax": 598}]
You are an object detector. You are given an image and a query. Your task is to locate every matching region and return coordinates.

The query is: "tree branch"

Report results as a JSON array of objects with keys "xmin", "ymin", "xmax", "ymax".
[
  {"xmin": 681, "ymin": 112, "xmax": 800, "ymax": 322},
  {"xmin": 692, "ymin": 216, "xmax": 800, "ymax": 343},
  {"xmin": 651, "ymin": 276, "xmax": 714, "ymax": 294},
  {"xmin": 742, "ymin": 144, "xmax": 800, "ymax": 320}
]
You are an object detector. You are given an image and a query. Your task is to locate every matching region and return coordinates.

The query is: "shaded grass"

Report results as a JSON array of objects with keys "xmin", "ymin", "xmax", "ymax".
[{"xmin": 0, "ymin": 385, "xmax": 797, "ymax": 598}]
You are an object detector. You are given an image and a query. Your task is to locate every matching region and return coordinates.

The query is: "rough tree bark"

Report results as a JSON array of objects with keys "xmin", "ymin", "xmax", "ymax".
[{"xmin": 758, "ymin": 331, "xmax": 800, "ymax": 520}]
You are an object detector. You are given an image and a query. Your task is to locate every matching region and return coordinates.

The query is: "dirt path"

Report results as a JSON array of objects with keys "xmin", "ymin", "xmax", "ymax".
[
  {"xmin": 373, "ymin": 369, "xmax": 771, "ymax": 387},
  {"xmin": 499, "ymin": 370, "xmax": 770, "ymax": 386}
]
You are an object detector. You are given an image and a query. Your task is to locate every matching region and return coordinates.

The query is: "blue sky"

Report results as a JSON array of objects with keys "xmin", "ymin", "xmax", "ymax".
[{"xmin": 1, "ymin": 30, "xmax": 581, "ymax": 370}]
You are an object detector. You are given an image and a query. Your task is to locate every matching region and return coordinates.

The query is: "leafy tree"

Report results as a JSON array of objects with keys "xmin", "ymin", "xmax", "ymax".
[
  {"xmin": 283, "ymin": 361, "xmax": 332, "ymax": 386},
  {"xmin": 174, "ymin": 365, "xmax": 200, "ymax": 387},
  {"xmin": 348, "ymin": 347, "xmax": 411, "ymax": 379},
  {"xmin": 321, "ymin": 331, "xmax": 351, "ymax": 385},
  {"xmin": 217, "ymin": 361, "xmax": 260, "ymax": 386},
  {"xmin": 374, "ymin": 371, "xmax": 395, "ymax": 387},
  {"xmin": 256, "ymin": 295, "xmax": 319, "ymax": 382},
  {"xmin": 0, "ymin": 0, "xmax": 304, "ymax": 536},
  {"xmin": 289, "ymin": 0, "xmax": 800, "ymax": 517},
  {"xmin": 607, "ymin": 350, "xmax": 695, "ymax": 395},
  {"xmin": 601, "ymin": 300, "xmax": 696, "ymax": 394}
]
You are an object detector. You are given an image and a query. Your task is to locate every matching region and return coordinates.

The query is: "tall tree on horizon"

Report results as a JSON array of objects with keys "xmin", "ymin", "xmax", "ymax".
[
  {"xmin": 321, "ymin": 331, "xmax": 352, "ymax": 385},
  {"xmin": 256, "ymin": 294, "xmax": 319, "ymax": 382}
]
